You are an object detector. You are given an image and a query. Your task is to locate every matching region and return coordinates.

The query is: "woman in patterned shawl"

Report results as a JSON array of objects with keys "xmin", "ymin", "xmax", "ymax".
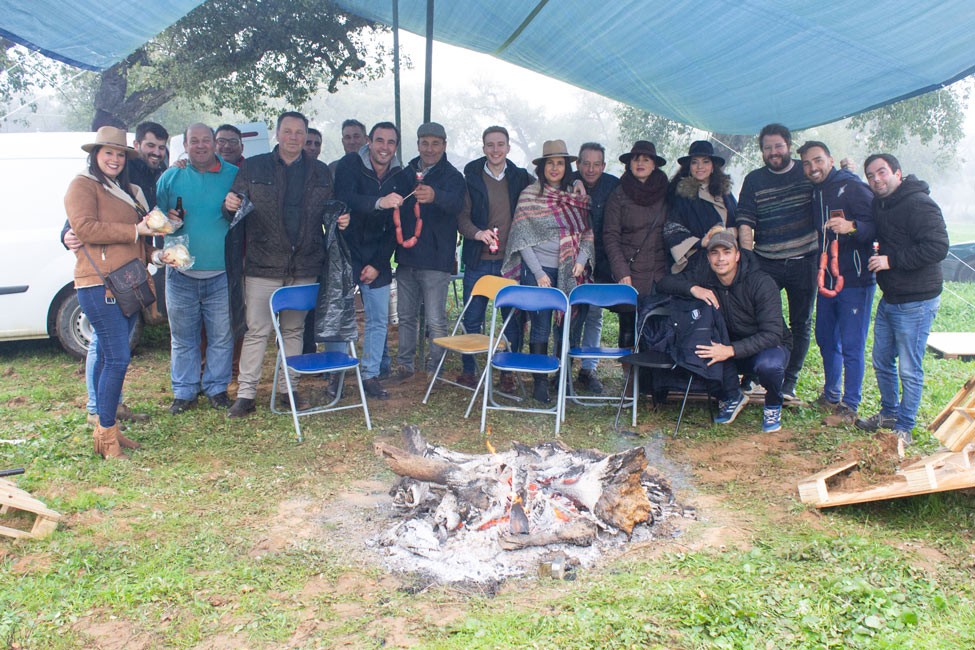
[{"xmin": 502, "ymin": 139, "xmax": 592, "ymax": 403}]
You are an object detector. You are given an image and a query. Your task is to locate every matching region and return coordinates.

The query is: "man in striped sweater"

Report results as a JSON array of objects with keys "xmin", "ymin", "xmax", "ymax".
[{"xmin": 736, "ymin": 123, "xmax": 815, "ymax": 402}]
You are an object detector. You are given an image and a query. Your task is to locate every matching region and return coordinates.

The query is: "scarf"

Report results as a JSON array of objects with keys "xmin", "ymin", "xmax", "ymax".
[
  {"xmin": 79, "ymin": 171, "xmax": 149, "ymax": 214},
  {"xmin": 502, "ymin": 181, "xmax": 593, "ymax": 296},
  {"xmin": 620, "ymin": 168, "xmax": 668, "ymax": 207}
]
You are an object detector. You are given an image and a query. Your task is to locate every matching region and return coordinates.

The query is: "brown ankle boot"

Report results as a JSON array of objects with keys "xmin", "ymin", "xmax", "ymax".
[
  {"xmin": 115, "ymin": 430, "xmax": 141, "ymax": 450},
  {"xmin": 94, "ymin": 424, "xmax": 129, "ymax": 460}
]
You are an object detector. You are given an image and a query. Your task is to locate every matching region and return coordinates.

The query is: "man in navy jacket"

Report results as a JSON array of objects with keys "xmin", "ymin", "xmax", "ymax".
[
  {"xmin": 333, "ymin": 121, "xmax": 412, "ymax": 399},
  {"xmin": 455, "ymin": 126, "xmax": 532, "ymax": 389},
  {"xmin": 391, "ymin": 122, "xmax": 466, "ymax": 383},
  {"xmin": 798, "ymin": 141, "xmax": 876, "ymax": 423}
]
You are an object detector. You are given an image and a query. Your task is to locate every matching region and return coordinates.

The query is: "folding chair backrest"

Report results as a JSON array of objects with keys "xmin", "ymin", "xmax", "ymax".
[
  {"xmin": 569, "ymin": 283, "xmax": 638, "ymax": 309},
  {"xmin": 270, "ymin": 283, "xmax": 320, "ymax": 316},
  {"xmin": 471, "ymin": 275, "xmax": 517, "ymax": 301},
  {"xmin": 495, "ymin": 285, "xmax": 568, "ymax": 313}
]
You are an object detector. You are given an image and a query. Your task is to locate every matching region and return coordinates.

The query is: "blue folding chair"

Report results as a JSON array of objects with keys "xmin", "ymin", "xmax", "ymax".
[
  {"xmin": 564, "ymin": 284, "xmax": 639, "ymax": 415},
  {"xmin": 269, "ymin": 284, "xmax": 371, "ymax": 441},
  {"xmin": 480, "ymin": 285, "xmax": 570, "ymax": 435}
]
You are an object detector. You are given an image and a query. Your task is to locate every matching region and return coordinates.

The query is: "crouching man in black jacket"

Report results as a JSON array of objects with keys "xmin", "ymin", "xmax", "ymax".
[{"xmin": 657, "ymin": 229, "xmax": 792, "ymax": 432}]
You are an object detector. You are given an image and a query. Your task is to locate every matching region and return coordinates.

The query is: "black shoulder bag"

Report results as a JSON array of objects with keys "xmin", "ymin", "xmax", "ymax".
[{"xmin": 81, "ymin": 244, "xmax": 156, "ymax": 317}]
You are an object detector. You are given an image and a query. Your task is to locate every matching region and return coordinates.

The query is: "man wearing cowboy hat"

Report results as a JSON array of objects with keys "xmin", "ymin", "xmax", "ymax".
[
  {"xmin": 736, "ymin": 123, "xmax": 815, "ymax": 403},
  {"xmin": 390, "ymin": 122, "xmax": 466, "ymax": 384}
]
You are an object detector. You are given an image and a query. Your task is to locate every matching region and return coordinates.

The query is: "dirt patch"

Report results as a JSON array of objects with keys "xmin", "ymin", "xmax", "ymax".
[
  {"xmin": 672, "ymin": 430, "xmax": 819, "ymax": 497},
  {"xmin": 828, "ymin": 432, "xmax": 912, "ymax": 492},
  {"xmin": 72, "ymin": 614, "xmax": 154, "ymax": 650},
  {"xmin": 248, "ymin": 497, "xmax": 321, "ymax": 557}
]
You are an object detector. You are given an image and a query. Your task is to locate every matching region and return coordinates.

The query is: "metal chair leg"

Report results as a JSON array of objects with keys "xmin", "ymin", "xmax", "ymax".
[{"xmin": 674, "ymin": 374, "xmax": 694, "ymax": 437}]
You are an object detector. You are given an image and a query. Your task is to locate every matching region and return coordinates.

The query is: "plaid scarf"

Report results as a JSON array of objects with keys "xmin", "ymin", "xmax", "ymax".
[{"xmin": 502, "ymin": 181, "xmax": 594, "ymax": 296}]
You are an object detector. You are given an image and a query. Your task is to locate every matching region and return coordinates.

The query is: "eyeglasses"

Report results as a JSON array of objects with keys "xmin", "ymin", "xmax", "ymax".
[{"xmin": 216, "ymin": 138, "xmax": 241, "ymax": 146}]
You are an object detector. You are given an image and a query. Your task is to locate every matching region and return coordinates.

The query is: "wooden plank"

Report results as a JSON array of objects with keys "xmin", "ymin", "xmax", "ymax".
[
  {"xmin": 935, "ymin": 408, "xmax": 975, "ymax": 452},
  {"xmin": 926, "ymin": 333, "xmax": 975, "ymax": 359},
  {"xmin": 797, "ymin": 460, "xmax": 859, "ymax": 505},
  {"xmin": 929, "ymin": 375, "xmax": 975, "ymax": 433},
  {"xmin": 804, "ymin": 447, "xmax": 975, "ymax": 508},
  {"xmin": 0, "ymin": 480, "xmax": 61, "ymax": 540}
]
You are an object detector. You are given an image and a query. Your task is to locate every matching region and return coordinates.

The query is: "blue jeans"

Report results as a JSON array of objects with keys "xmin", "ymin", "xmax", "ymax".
[
  {"xmin": 756, "ymin": 253, "xmax": 817, "ymax": 389},
  {"xmin": 460, "ymin": 258, "xmax": 523, "ymax": 374},
  {"xmin": 85, "ymin": 319, "xmax": 138, "ymax": 414},
  {"xmin": 166, "ymin": 270, "xmax": 233, "ymax": 399},
  {"xmin": 77, "ymin": 285, "xmax": 138, "ymax": 427},
  {"xmin": 873, "ymin": 296, "xmax": 940, "ymax": 432},
  {"xmin": 816, "ymin": 284, "xmax": 875, "ymax": 411},
  {"xmin": 359, "ymin": 280, "xmax": 390, "ymax": 380},
  {"xmin": 396, "ymin": 266, "xmax": 451, "ymax": 372},
  {"xmin": 719, "ymin": 345, "xmax": 788, "ymax": 407},
  {"xmin": 521, "ymin": 266, "xmax": 559, "ymax": 348}
]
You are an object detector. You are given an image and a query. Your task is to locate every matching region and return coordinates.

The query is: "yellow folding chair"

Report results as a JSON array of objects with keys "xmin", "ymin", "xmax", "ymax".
[{"xmin": 422, "ymin": 275, "xmax": 517, "ymax": 417}]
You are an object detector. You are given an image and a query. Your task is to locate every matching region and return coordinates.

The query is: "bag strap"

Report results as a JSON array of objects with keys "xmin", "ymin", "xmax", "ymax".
[
  {"xmin": 80, "ymin": 244, "xmax": 110, "ymax": 285},
  {"xmin": 627, "ymin": 226, "xmax": 655, "ymax": 268}
]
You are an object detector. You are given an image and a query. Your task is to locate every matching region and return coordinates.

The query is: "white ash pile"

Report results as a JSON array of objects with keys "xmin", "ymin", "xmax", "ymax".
[{"xmin": 368, "ymin": 425, "xmax": 693, "ymax": 584}]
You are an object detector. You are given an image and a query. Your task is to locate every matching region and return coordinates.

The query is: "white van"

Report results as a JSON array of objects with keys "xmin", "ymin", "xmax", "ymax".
[{"xmin": 0, "ymin": 124, "xmax": 269, "ymax": 358}]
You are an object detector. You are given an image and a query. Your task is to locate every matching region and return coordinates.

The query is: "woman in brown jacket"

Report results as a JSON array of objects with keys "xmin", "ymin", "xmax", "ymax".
[
  {"xmin": 603, "ymin": 141, "xmax": 669, "ymax": 347},
  {"xmin": 64, "ymin": 127, "xmax": 160, "ymax": 459}
]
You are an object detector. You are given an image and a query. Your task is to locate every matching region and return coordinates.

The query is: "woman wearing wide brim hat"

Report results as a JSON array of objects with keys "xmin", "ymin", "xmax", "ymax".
[
  {"xmin": 602, "ymin": 140, "xmax": 669, "ymax": 348},
  {"xmin": 65, "ymin": 126, "xmax": 157, "ymax": 460},
  {"xmin": 664, "ymin": 140, "xmax": 738, "ymax": 273},
  {"xmin": 502, "ymin": 139, "xmax": 592, "ymax": 403}
]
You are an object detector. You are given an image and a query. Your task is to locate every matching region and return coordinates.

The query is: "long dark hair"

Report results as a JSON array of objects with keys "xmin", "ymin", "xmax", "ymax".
[
  {"xmin": 87, "ymin": 145, "xmax": 138, "ymax": 202},
  {"xmin": 668, "ymin": 156, "xmax": 730, "ymax": 198},
  {"xmin": 534, "ymin": 156, "xmax": 573, "ymax": 195}
]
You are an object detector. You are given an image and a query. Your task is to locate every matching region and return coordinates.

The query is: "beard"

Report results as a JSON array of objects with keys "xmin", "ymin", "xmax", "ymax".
[{"xmin": 764, "ymin": 153, "xmax": 790, "ymax": 172}]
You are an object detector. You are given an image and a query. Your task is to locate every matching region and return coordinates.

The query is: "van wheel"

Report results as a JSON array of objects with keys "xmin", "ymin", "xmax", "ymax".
[{"xmin": 55, "ymin": 292, "xmax": 143, "ymax": 359}]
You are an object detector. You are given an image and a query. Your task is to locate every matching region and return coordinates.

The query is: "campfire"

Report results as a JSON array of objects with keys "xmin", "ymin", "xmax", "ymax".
[{"xmin": 370, "ymin": 426, "xmax": 692, "ymax": 584}]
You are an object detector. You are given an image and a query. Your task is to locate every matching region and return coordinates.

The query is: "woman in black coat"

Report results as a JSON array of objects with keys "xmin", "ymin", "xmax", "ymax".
[{"xmin": 663, "ymin": 140, "xmax": 737, "ymax": 273}]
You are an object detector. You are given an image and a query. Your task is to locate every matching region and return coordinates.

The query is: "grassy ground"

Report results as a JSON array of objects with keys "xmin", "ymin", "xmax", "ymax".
[{"xmin": 1, "ymin": 283, "xmax": 975, "ymax": 649}]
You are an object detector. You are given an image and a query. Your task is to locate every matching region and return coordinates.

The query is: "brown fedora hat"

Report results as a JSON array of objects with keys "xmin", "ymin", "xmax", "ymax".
[
  {"xmin": 532, "ymin": 139, "xmax": 578, "ymax": 165},
  {"xmin": 619, "ymin": 140, "xmax": 666, "ymax": 167},
  {"xmin": 81, "ymin": 126, "xmax": 137, "ymax": 158}
]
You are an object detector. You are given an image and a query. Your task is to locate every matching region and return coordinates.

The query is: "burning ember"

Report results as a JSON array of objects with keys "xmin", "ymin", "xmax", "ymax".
[{"xmin": 369, "ymin": 426, "xmax": 692, "ymax": 584}]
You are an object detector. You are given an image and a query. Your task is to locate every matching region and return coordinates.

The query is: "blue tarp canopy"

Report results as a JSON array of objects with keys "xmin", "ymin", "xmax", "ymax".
[
  {"xmin": 0, "ymin": 0, "xmax": 205, "ymax": 71},
  {"xmin": 2, "ymin": 0, "xmax": 975, "ymax": 134}
]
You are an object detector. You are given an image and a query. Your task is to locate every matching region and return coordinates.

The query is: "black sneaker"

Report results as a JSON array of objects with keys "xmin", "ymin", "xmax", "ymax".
[
  {"xmin": 277, "ymin": 391, "xmax": 311, "ymax": 412},
  {"xmin": 854, "ymin": 412, "xmax": 897, "ymax": 432},
  {"xmin": 390, "ymin": 368, "xmax": 415, "ymax": 384},
  {"xmin": 577, "ymin": 369, "xmax": 604, "ymax": 394},
  {"xmin": 815, "ymin": 393, "xmax": 839, "ymax": 409},
  {"xmin": 169, "ymin": 397, "xmax": 198, "ymax": 415},
  {"xmin": 227, "ymin": 397, "xmax": 256, "ymax": 418},
  {"xmin": 362, "ymin": 377, "xmax": 389, "ymax": 400},
  {"xmin": 208, "ymin": 392, "xmax": 232, "ymax": 409}
]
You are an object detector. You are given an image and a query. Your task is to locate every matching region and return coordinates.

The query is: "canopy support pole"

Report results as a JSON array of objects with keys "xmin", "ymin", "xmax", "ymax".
[
  {"xmin": 423, "ymin": 0, "xmax": 433, "ymax": 123},
  {"xmin": 392, "ymin": 0, "xmax": 402, "ymax": 160}
]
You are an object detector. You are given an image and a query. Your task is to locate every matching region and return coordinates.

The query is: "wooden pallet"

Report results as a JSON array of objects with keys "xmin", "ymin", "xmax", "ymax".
[
  {"xmin": 929, "ymin": 376, "xmax": 975, "ymax": 451},
  {"xmin": 0, "ymin": 478, "xmax": 61, "ymax": 540},
  {"xmin": 797, "ymin": 446, "xmax": 975, "ymax": 508}
]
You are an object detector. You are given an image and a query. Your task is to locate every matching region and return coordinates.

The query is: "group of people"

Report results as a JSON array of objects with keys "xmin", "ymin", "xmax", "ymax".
[{"xmin": 63, "ymin": 114, "xmax": 949, "ymax": 460}]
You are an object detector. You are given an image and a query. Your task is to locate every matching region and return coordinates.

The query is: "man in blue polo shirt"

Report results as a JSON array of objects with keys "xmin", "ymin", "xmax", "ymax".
[{"xmin": 156, "ymin": 123, "xmax": 238, "ymax": 414}]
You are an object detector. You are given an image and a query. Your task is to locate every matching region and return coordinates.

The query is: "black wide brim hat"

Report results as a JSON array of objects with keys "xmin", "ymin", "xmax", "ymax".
[
  {"xmin": 619, "ymin": 140, "xmax": 666, "ymax": 167},
  {"xmin": 677, "ymin": 140, "xmax": 725, "ymax": 167}
]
